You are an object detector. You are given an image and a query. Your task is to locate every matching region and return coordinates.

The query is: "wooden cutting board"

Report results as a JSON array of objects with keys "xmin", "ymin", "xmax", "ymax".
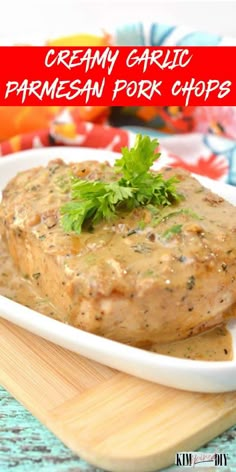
[{"xmin": 1, "ymin": 318, "xmax": 236, "ymax": 472}]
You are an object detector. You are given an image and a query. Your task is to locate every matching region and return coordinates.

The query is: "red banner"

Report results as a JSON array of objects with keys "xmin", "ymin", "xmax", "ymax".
[{"xmin": 0, "ymin": 46, "xmax": 235, "ymax": 106}]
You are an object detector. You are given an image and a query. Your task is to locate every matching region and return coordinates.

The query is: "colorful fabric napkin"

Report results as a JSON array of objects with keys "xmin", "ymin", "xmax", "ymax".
[{"xmin": 0, "ymin": 22, "xmax": 235, "ymax": 185}]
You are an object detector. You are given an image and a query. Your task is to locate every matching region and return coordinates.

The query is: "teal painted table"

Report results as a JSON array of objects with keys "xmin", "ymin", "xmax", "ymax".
[{"xmin": 1, "ymin": 386, "xmax": 236, "ymax": 472}]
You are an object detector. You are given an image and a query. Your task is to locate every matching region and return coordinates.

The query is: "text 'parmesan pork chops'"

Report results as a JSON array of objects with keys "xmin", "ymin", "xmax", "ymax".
[{"xmin": 0, "ymin": 159, "xmax": 236, "ymax": 347}]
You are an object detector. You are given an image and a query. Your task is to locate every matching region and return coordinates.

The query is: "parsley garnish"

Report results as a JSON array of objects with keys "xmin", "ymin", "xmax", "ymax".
[{"xmin": 61, "ymin": 134, "xmax": 181, "ymax": 234}]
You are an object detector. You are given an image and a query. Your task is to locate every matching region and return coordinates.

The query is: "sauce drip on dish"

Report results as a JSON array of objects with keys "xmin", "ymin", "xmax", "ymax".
[{"xmin": 151, "ymin": 325, "xmax": 232, "ymax": 361}]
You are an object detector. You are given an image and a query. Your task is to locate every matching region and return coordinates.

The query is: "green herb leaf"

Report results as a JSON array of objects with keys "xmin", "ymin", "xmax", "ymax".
[
  {"xmin": 32, "ymin": 272, "xmax": 41, "ymax": 280},
  {"xmin": 61, "ymin": 134, "xmax": 181, "ymax": 234},
  {"xmin": 162, "ymin": 224, "xmax": 183, "ymax": 239},
  {"xmin": 115, "ymin": 134, "xmax": 159, "ymax": 182},
  {"xmin": 152, "ymin": 208, "xmax": 201, "ymax": 226}
]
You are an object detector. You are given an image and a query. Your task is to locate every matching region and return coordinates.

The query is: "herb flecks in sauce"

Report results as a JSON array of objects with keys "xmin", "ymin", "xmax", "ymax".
[
  {"xmin": 187, "ymin": 275, "xmax": 196, "ymax": 290},
  {"xmin": 152, "ymin": 326, "xmax": 232, "ymax": 361},
  {"xmin": 0, "ymin": 237, "xmax": 65, "ymax": 321},
  {"xmin": 1, "ymin": 136, "xmax": 236, "ymax": 356},
  {"xmin": 0, "ymin": 234, "xmax": 232, "ymax": 361},
  {"xmin": 32, "ymin": 272, "xmax": 41, "ymax": 280},
  {"xmin": 162, "ymin": 224, "xmax": 183, "ymax": 240},
  {"xmin": 152, "ymin": 208, "xmax": 201, "ymax": 227}
]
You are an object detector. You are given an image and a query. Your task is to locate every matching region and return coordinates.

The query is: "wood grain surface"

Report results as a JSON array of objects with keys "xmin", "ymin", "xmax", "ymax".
[{"xmin": 1, "ymin": 318, "xmax": 236, "ymax": 472}]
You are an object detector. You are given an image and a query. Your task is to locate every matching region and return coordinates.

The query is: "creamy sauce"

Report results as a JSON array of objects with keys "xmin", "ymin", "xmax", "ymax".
[
  {"xmin": 0, "ymin": 236, "xmax": 66, "ymax": 322},
  {"xmin": 1, "ymin": 160, "xmax": 236, "ymax": 347},
  {"xmin": 0, "ymin": 235, "xmax": 233, "ymax": 361},
  {"xmin": 151, "ymin": 326, "xmax": 232, "ymax": 361}
]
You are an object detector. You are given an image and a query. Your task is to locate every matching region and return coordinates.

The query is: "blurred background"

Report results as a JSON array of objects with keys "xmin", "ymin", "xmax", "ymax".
[
  {"xmin": 0, "ymin": 0, "xmax": 235, "ymax": 184},
  {"xmin": 0, "ymin": 0, "xmax": 236, "ymax": 42}
]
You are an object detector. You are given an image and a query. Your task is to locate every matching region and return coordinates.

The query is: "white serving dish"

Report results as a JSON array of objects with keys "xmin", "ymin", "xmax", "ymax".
[{"xmin": 0, "ymin": 146, "xmax": 236, "ymax": 393}]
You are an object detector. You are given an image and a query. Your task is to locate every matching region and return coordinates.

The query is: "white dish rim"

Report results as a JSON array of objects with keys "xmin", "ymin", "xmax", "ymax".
[{"xmin": 0, "ymin": 145, "xmax": 236, "ymax": 393}]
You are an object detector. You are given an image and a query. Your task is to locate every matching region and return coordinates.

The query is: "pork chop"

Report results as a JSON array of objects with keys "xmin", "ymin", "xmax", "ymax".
[{"xmin": 1, "ymin": 158, "xmax": 236, "ymax": 346}]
